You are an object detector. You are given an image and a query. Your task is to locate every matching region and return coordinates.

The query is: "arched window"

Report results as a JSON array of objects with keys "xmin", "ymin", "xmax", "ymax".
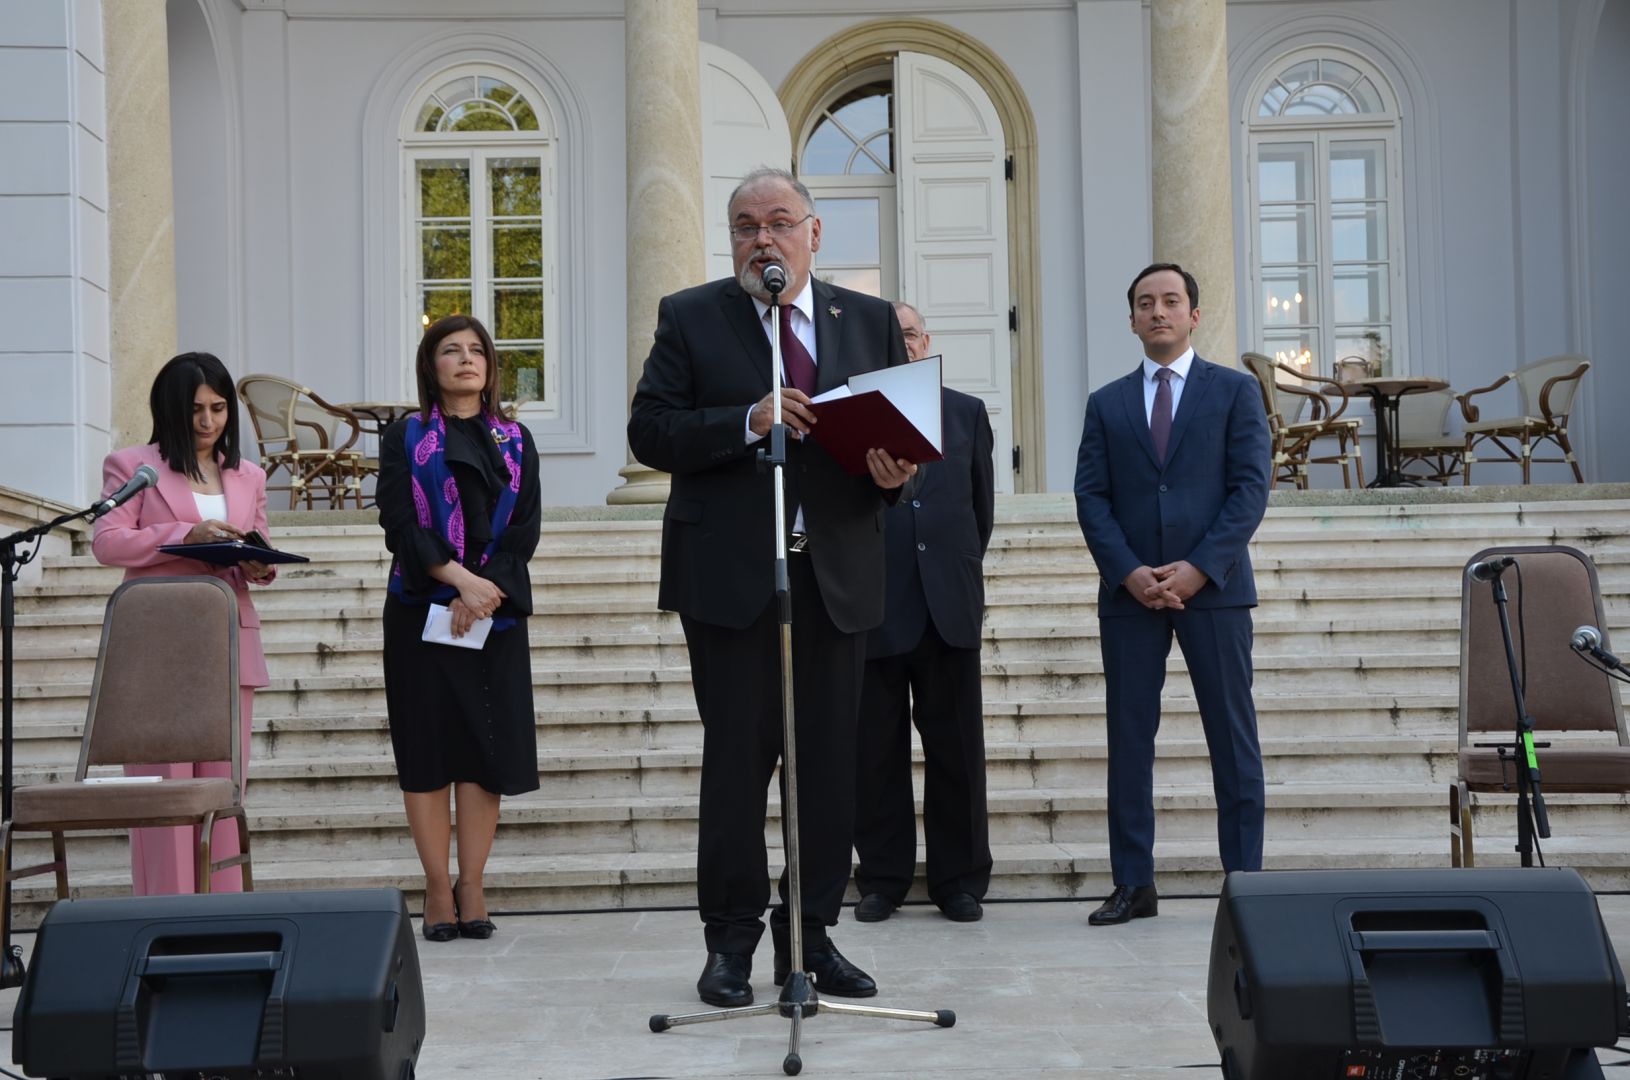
[
  {"xmin": 1246, "ymin": 49, "xmax": 1404, "ymax": 377},
  {"xmin": 403, "ymin": 67, "xmax": 557, "ymax": 417},
  {"xmin": 798, "ymin": 70, "xmax": 898, "ymax": 297}
]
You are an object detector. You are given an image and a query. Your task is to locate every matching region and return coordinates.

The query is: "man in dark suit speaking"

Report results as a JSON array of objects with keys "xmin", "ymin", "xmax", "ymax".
[
  {"xmin": 628, "ymin": 167, "xmax": 917, "ymax": 1007},
  {"xmin": 1073, "ymin": 263, "xmax": 1271, "ymax": 926},
  {"xmin": 853, "ymin": 302, "xmax": 996, "ymax": 925}
]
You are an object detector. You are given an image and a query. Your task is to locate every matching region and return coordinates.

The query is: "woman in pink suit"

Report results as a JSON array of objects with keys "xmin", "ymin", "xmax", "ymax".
[{"xmin": 91, "ymin": 352, "xmax": 275, "ymax": 895}]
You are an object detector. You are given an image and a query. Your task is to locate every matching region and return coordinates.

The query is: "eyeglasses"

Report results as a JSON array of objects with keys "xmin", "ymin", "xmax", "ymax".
[{"xmin": 729, "ymin": 214, "xmax": 813, "ymax": 243}]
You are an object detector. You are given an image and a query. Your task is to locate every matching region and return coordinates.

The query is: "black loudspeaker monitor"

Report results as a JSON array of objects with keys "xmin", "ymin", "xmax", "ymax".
[
  {"xmin": 12, "ymin": 888, "xmax": 425, "ymax": 1080},
  {"xmin": 1208, "ymin": 868, "xmax": 1628, "ymax": 1080}
]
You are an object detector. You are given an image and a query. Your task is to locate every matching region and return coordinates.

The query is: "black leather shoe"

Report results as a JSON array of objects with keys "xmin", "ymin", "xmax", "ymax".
[
  {"xmin": 453, "ymin": 878, "xmax": 495, "ymax": 939},
  {"xmin": 774, "ymin": 940, "xmax": 877, "ymax": 998},
  {"xmin": 854, "ymin": 893, "xmax": 899, "ymax": 922},
  {"xmin": 936, "ymin": 892, "xmax": 984, "ymax": 922},
  {"xmin": 421, "ymin": 920, "xmax": 457, "ymax": 943},
  {"xmin": 1087, "ymin": 884, "xmax": 1158, "ymax": 926},
  {"xmin": 697, "ymin": 952, "xmax": 753, "ymax": 1007}
]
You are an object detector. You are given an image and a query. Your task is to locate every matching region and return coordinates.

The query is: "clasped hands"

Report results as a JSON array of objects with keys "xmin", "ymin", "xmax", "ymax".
[
  {"xmin": 1124, "ymin": 560, "xmax": 1207, "ymax": 610},
  {"xmin": 749, "ymin": 388, "xmax": 917, "ymax": 490},
  {"xmin": 449, "ymin": 575, "xmax": 506, "ymax": 637}
]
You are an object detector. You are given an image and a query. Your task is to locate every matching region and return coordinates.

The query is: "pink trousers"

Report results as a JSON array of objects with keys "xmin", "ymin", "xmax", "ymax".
[{"xmin": 125, "ymin": 686, "xmax": 255, "ymax": 895}]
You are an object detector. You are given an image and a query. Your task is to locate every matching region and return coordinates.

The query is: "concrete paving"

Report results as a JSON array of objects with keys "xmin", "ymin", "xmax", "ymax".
[{"xmin": 3, "ymin": 892, "xmax": 1627, "ymax": 1079}]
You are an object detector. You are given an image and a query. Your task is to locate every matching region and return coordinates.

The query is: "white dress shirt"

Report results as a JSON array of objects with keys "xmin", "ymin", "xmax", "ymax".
[
  {"xmin": 1141, "ymin": 347, "xmax": 1195, "ymax": 425},
  {"xmin": 743, "ymin": 281, "xmax": 818, "ymax": 532}
]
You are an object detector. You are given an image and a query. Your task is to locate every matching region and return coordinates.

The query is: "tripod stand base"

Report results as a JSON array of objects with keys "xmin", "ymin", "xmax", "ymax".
[{"xmin": 649, "ymin": 971, "xmax": 955, "ymax": 1076}]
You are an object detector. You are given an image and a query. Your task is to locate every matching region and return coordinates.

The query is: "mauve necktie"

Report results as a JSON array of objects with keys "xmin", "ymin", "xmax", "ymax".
[
  {"xmin": 777, "ymin": 303, "xmax": 818, "ymax": 396},
  {"xmin": 1151, "ymin": 367, "xmax": 1174, "ymax": 464}
]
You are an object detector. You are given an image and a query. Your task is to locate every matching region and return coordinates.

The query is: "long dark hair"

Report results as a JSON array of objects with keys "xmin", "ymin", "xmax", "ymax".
[
  {"xmin": 148, "ymin": 352, "xmax": 241, "ymax": 481},
  {"xmin": 415, "ymin": 314, "xmax": 502, "ymax": 420}
]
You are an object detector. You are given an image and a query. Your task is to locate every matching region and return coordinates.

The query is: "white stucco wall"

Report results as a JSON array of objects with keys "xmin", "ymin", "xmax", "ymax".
[{"xmin": 0, "ymin": 0, "xmax": 111, "ymax": 505}]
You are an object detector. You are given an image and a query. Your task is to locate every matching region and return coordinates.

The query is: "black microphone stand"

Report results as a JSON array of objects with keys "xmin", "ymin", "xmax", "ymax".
[
  {"xmin": 1475, "ymin": 561, "xmax": 1551, "ymax": 868},
  {"xmin": 0, "ymin": 503, "xmax": 100, "ymax": 988},
  {"xmin": 649, "ymin": 273, "xmax": 953, "ymax": 1075}
]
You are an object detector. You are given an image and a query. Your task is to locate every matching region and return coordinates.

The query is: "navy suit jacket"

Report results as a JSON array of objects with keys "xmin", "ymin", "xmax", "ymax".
[
  {"xmin": 1073, "ymin": 356, "xmax": 1271, "ymax": 617},
  {"xmin": 628, "ymin": 276, "xmax": 908, "ymax": 633},
  {"xmin": 868, "ymin": 388, "xmax": 995, "ymax": 658}
]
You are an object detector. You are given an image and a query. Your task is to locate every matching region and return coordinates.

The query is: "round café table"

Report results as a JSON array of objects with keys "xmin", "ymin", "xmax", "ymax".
[
  {"xmin": 1351, "ymin": 376, "xmax": 1450, "ymax": 488},
  {"xmin": 337, "ymin": 401, "xmax": 421, "ymax": 438}
]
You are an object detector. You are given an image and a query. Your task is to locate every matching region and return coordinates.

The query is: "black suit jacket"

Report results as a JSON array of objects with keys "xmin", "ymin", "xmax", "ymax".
[
  {"xmin": 1073, "ymin": 356, "xmax": 1271, "ymax": 617},
  {"xmin": 628, "ymin": 276, "xmax": 908, "ymax": 633}
]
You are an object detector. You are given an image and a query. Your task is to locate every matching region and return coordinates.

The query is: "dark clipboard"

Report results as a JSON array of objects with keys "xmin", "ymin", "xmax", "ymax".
[{"xmin": 157, "ymin": 537, "xmax": 309, "ymax": 566}]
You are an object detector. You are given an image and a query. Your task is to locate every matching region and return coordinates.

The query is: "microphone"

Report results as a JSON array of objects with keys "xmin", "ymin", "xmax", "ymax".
[
  {"xmin": 91, "ymin": 464, "xmax": 158, "ymax": 518},
  {"xmin": 1571, "ymin": 625, "xmax": 1623, "ymax": 667},
  {"xmin": 761, "ymin": 262, "xmax": 787, "ymax": 296},
  {"xmin": 1467, "ymin": 555, "xmax": 1515, "ymax": 583}
]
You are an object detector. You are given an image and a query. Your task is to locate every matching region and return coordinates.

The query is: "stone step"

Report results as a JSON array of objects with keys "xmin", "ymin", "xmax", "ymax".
[{"xmin": 11, "ymin": 826, "xmax": 1630, "ymax": 928}]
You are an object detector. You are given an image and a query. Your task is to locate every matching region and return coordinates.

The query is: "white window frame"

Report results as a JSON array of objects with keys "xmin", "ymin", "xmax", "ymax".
[
  {"xmin": 401, "ymin": 65, "xmax": 560, "ymax": 424},
  {"xmin": 1245, "ymin": 48, "xmax": 1406, "ymax": 380},
  {"xmin": 797, "ymin": 67, "xmax": 900, "ymax": 298}
]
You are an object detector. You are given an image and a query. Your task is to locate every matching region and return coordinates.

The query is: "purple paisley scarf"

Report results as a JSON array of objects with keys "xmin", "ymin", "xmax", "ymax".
[{"xmin": 388, "ymin": 404, "xmax": 525, "ymax": 630}]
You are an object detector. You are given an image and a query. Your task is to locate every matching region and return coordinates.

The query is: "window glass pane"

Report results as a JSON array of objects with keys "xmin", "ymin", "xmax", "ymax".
[
  {"xmin": 1320, "ymin": 59, "xmax": 1362, "ymax": 88},
  {"xmin": 1259, "ymin": 204, "xmax": 1315, "ymax": 263},
  {"xmin": 1335, "ymin": 326, "xmax": 1392, "ymax": 376},
  {"xmin": 1330, "ymin": 142, "xmax": 1386, "ymax": 199},
  {"xmin": 489, "ymin": 158, "xmax": 542, "ymax": 217},
  {"xmin": 817, "ymin": 267, "xmax": 882, "ymax": 297},
  {"xmin": 802, "ymin": 119, "xmax": 856, "ymax": 176},
  {"xmin": 853, "ymin": 132, "xmax": 891, "ymax": 175},
  {"xmin": 510, "ymin": 97, "xmax": 538, "ymax": 131},
  {"xmin": 814, "ymin": 197, "xmax": 880, "ymax": 265},
  {"xmin": 417, "ymin": 102, "xmax": 445, "ymax": 132},
  {"xmin": 831, "ymin": 92, "xmax": 889, "ymax": 138},
  {"xmin": 479, "ymin": 77, "xmax": 514, "ymax": 106},
  {"xmin": 435, "ymin": 77, "xmax": 476, "ymax": 109},
  {"xmin": 418, "ymin": 160, "xmax": 471, "ymax": 218},
  {"xmin": 447, "ymin": 102, "xmax": 514, "ymax": 132},
  {"xmin": 1283, "ymin": 84, "xmax": 1357, "ymax": 116},
  {"xmin": 492, "ymin": 223, "xmax": 543, "ymax": 279},
  {"xmin": 420, "ymin": 226, "xmax": 471, "ymax": 281},
  {"xmin": 499, "ymin": 348, "xmax": 545, "ymax": 405},
  {"xmin": 1333, "ymin": 265, "xmax": 1390, "ymax": 323},
  {"xmin": 1261, "ymin": 268, "xmax": 1316, "ymax": 325},
  {"xmin": 1258, "ymin": 82, "xmax": 1289, "ymax": 118},
  {"xmin": 420, "ymin": 287, "xmax": 472, "ymax": 326},
  {"xmin": 493, "ymin": 286, "xmax": 544, "ymax": 341},
  {"xmin": 1331, "ymin": 203, "xmax": 1387, "ymax": 262},
  {"xmin": 1349, "ymin": 77, "xmax": 1384, "ymax": 115},
  {"xmin": 1262, "ymin": 328, "xmax": 1317, "ymax": 375},
  {"xmin": 1277, "ymin": 60, "xmax": 1319, "ymax": 94},
  {"xmin": 1257, "ymin": 143, "xmax": 1313, "ymax": 202}
]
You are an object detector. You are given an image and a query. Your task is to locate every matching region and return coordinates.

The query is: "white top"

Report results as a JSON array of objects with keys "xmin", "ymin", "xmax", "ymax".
[
  {"xmin": 193, "ymin": 491, "xmax": 229, "ymax": 523},
  {"xmin": 1141, "ymin": 347, "xmax": 1196, "ymax": 424}
]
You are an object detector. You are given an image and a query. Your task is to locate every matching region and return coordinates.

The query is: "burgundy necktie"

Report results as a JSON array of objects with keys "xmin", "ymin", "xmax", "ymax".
[
  {"xmin": 1151, "ymin": 367, "xmax": 1174, "ymax": 464},
  {"xmin": 777, "ymin": 303, "xmax": 817, "ymax": 396}
]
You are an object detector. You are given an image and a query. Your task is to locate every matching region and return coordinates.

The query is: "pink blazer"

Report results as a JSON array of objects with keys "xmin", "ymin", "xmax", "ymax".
[{"xmin": 91, "ymin": 444, "xmax": 275, "ymax": 688}]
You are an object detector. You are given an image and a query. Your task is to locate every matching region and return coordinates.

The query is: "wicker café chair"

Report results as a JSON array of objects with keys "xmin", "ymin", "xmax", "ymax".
[
  {"xmin": 1450, "ymin": 545, "xmax": 1630, "ymax": 866},
  {"xmin": 0, "ymin": 578, "xmax": 251, "ymax": 928},
  {"xmin": 1457, "ymin": 354, "xmax": 1590, "ymax": 484},
  {"xmin": 1395, "ymin": 387, "xmax": 1464, "ymax": 485},
  {"xmin": 238, "ymin": 374, "xmax": 371, "ymax": 508},
  {"xmin": 1242, "ymin": 352, "xmax": 1364, "ymax": 489}
]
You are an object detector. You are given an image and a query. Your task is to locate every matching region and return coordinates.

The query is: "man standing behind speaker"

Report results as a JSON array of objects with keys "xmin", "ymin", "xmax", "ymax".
[
  {"xmin": 628, "ymin": 167, "xmax": 917, "ymax": 1008},
  {"xmin": 1073, "ymin": 263, "xmax": 1271, "ymax": 926},
  {"xmin": 853, "ymin": 303, "xmax": 996, "ymax": 924}
]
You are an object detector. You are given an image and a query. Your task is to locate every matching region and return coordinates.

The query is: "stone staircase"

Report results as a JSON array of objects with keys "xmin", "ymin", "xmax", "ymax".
[{"xmin": 6, "ymin": 488, "xmax": 1630, "ymax": 925}]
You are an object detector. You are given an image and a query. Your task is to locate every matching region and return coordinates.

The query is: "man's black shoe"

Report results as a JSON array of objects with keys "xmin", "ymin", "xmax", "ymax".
[
  {"xmin": 936, "ymin": 892, "xmax": 984, "ymax": 922},
  {"xmin": 854, "ymin": 893, "xmax": 898, "ymax": 922},
  {"xmin": 697, "ymin": 951, "xmax": 753, "ymax": 1006},
  {"xmin": 773, "ymin": 940, "xmax": 877, "ymax": 998},
  {"xmin": 1087, "ymin": 884, "xmax": 1158, "ymax": 926}
]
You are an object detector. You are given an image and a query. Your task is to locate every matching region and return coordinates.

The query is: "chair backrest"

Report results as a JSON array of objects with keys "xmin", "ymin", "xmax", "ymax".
[
  {"xmin": 1459, "ymin": 546, "xmax": 1627, "ymax": 742},
  {"xmin": 1512, "ymin": 354, "xmax": 1590, "ymax": 419},
  {"xmin": 78, "ymin": 577, "xmax": 241, "ymax": 777},
  {"xmin": 238, "ymin": 374, "xmax": 358, "ymax": 454},
  {"xmin": 1396, "ymin": 387, "xmax": 1456, "ymax": 440},
  {"xmin": 1240, "ymin": 352, "xmax": 1285, "ymax": 427}
]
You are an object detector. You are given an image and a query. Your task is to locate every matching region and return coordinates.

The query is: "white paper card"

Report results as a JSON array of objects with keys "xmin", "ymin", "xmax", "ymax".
[
  {"xmin": 422, "ymin": 603, "xmax": 493, "ymax": 650},
  {"xmin": 83, "ymin": 775, "xmax": 164, "ymax": 784},
  {"xmin": 843, "ymin": 355, "xmax": 943, "ymax": 453}
]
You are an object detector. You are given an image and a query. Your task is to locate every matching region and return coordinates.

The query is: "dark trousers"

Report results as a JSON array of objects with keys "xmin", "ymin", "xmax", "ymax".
[
  {"xmin": 681, "ymin": 552, "xmax": 866, "ymax": 957},
  {"xmin": 854, "ymin": 624, "xmax": 992, "ymax": 905},
  {"xmin": 1099, "ymin": 605, "xmax": 1265, "ymax": 886}
]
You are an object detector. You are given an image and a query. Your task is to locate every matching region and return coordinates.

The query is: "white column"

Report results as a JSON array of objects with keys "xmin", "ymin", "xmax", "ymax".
[
  {"xmin": 104, "ymin": 0, "xmax": 178, "ymax": 445},
  {"xmin": 608, "ymin": 0, "xmax": 705, "ymax": 505},
  {"xmin": 1149, "ymin": 0, "xmax": 1238, "ymax": 366}
]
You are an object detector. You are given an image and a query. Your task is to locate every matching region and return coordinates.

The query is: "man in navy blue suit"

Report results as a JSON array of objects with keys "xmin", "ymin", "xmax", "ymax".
[
  {"xmin": 853, "ymin": 302, "xmax": 996, "ymax": 925},
  {"xmin": 1073, "ymin": 263, "xmax": 1271, "ymax": 926}
]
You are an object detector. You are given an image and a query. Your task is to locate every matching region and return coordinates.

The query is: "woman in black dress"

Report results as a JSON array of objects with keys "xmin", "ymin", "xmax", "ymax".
[{"xmin": 377, "ymin": 314, "xmax": 540, "ymax": 941}]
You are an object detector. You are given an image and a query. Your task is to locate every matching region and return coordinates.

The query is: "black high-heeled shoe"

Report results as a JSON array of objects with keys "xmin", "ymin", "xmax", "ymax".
[
  {"xmin": 453, "ymin": 878, "xmax": 496, "ymax": 940},
  {"xmin": 421, "ymin": 883, "xmax": 457, "ymax": 942}
]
